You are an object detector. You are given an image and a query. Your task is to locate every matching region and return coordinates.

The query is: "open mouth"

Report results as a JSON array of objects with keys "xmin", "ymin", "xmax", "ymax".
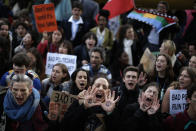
[
  {"xmin": 96, "ymin": 94, "xmax": 103, "ymax": 99},
  {"xmin": 80, "ymin": 83, "xmax": 85, "ymax": 86},
  {"xmin": 145, "ymin": 97, "xmax": 153, "ymax": 106},
  {"xmin": 16, "ymin": 98, "xmax": 23, "ymax": 104},
  {"xmin": 156, "ymin": 65, "xmax": 161, "ymax": 69},
  {"xmin": 95, "ymin": 90, "xmax": 105, "ymax": 102},
  {"xmin": 128, "ymin": 82, "xmax": 134, "ymax": 86},
  {"xmin": 146, "ymin": 98, "xmax": 152, "ymax": 102}
]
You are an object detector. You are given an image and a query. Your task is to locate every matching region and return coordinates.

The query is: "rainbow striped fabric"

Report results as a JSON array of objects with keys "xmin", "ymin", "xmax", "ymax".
[{"xmin": 127, "ymin": 9, "xmax": 176, "ymax": 33}]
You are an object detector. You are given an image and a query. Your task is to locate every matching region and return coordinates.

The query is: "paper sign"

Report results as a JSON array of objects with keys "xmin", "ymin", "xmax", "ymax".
[
  {"xmin": 50, "ymin": 91, "xmax": 77, "ymax": 121},
  {"xmin": 33, "ymin": 4, "xmax": 57, "ymax": 33},
  {"xmin": 140, "ymin": 48, "xmax": 156, "ymax": 74},
  {"xmin": 169, "ymin": 89, "xmax": 187, "ymax": 115},
  {"xmin": 45, "ymin": 52, "xmax": 77, "ymax": 75}
]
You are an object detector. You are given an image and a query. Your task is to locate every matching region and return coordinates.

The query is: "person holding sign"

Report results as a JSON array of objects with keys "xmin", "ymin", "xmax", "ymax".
[
  {"xmin": 58, "ymin": 75, "xmax": 119, "ymax": 131},
  {"xmin": 162, "ymin": 67, "xmax": 196, "ymax": 114},
  {"xmin": 63, "ymin": 68, "xmax": 90, "ymax": 95},
  {"xmin": 37, "ymin": 27, "xmax": 64, "ymax": 64},
  {"xmin": 0, "ymin": 74, "xmax": 48, "ymax": 131},
  {"xmin": 163, "ymin": 82, "xmax": 196, "ymax": 131},
  {"xmin": 41, "ymin": 63, "xmax": 70, "ymax": 107}
]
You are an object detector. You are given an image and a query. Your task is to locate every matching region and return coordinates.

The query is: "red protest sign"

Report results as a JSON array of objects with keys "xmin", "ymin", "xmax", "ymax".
[{"xmin": 33, "ymin": 4, "xmax": 57, "ymax": 33}]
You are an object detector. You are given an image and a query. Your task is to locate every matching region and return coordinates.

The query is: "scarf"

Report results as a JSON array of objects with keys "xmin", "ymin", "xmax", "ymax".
[
  {"xmin": 123, "ymin": 38, "xmax": 133, "ymax": 65},
  {"xmin": 3, "ymin": 88, "xmax": 40, "ymax": 122}
]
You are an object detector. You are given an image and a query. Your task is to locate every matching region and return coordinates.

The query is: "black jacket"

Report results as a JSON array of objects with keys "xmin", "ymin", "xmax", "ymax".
[
  {"xmin": 60, "ymin": 100, "xmax": 111, "ymax": 131},
  {"xmin": 74, "ymin": 44, "xmax": 90, "ymax": 68},
  {"xmin": 112, "ymin": 83, "xmax": 139, "ymax": 112},
  {"xmin": 106, "ymin": 103, "xmax": 164, "ymax": 131}
]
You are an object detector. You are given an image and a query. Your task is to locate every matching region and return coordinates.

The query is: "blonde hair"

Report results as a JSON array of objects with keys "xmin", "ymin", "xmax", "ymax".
[{"xmin": 162, "ymin": 40, "xmax": 176, "ymax": 56}]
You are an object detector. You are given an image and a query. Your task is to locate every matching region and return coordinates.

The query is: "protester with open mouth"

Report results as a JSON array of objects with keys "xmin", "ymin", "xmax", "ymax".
[
  {"xmin": 151, "ymin": 53, "xmax": 174, "ymax": 101},
  {"xmin": 163, "ymin": 82, "xmax": 196, "ymax": 131},
  {"xmin": 74, "ymin": 32, "xmax": 98, "ymax": 68},
  {"xmin": 63, "ymin": 68, "xmax": 90, "ymax": 95},
  {"xmin": 81, "ymin": 47, "xmax": 112, "ymax": 81},
  {"xmin": 112, "ymin": 66, "xmax": 140, "ymax": 112},
  {"xmin": 106, "ymin": 82, "xmax": 163, "ymax": 131},
  {"xmin": 0, "ymin": 74, "xmax": 48, "ymax": 131},
  {"xmin": 162, "ymin": 67, "xmax": 196, "ymax": 113},
  {"xmin": 58, "ymin": 75, "xmax": 119, "ymax": 131},
  {"xmin": 41, "ymin": 63, "xmax": 70, "ymax": 107}
]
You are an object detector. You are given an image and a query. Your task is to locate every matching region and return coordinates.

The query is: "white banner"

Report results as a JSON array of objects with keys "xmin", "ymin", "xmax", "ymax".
[
  {"xmin": 169, "ymin": 89, "xmax": 187, "ymax": 115},
  {"xmin": 45, "ymin": 53, "xmax": 77, "ymax": 75}
]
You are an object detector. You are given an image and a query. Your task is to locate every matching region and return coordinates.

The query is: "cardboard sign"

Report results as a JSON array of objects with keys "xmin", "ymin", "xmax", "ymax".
[
  {"xmin": 33, "ymin": 4, "xmax": 57, "ymax": 33},
  {"xmin": 50, "ymin": 91, "xmax": 77, "ymax": 121},
  {"xmin": 45, "ymin": 52, "xmax": 77, "ymax": 75},
  {"xmin": 140, "ymin": 48, "xmax": 156, "ymax": 74},
  {"xmin": 169, "ymin": 89, "xmax": 187, "ymax": 115}
]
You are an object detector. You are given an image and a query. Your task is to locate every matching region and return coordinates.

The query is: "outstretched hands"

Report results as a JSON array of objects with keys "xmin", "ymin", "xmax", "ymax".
[
  {"xmin": 137, "ymin": 72, "xmax": 147, "ymax": 86},
  {"xmin": 101, "ymin": 89, "xmax": 119, "ymax": 113},
  {"xmin": 81, "ymin": 87, "xmax": 119, "ymax": 113},
  {"xmin": 83, "ymin": 86, "xmax": 100, "ymax": 108},
  {"xmin": 147, "ymin": 97, "xmax": 160, "ymax": 115},
  {"xmin": 138, "ymin": 93, "xmax": 160, "ymax": 115}
]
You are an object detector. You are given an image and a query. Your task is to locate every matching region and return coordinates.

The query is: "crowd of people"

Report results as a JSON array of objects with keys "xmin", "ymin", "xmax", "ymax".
[{"xmin": 0, "ymin": 0, "xmax": 196, "ymax": 131}]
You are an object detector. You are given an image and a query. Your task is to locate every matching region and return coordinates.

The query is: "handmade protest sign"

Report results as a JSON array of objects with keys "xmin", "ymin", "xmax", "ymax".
[
  {"xmin": 49, "ymin": 91, "xmax": 77, "ymax": 121},
  {"xmin": 140, "ymin": 48, "xmax": 156, "ymax": 75},
  {"xmin": 33, "ymin": 3, "xmax": 57, "ymax": 33},
  {"xmin": 169, "ymin": 89, "xmax": 187, "ymax": 115},
  {"xmin": 45, "ymin": 52, "xmax": 77, "ymax": 75}
]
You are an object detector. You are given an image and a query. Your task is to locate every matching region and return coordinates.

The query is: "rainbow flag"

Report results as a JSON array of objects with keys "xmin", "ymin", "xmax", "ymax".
[{"xmin": 127, "ymin": 9, "xmax": 176, "ymax": 33}]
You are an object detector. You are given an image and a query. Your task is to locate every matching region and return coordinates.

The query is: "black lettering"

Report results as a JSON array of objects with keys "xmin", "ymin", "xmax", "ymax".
[
  {"xmin": 172, "ymin": 104, "xmax": 181, "ymax": 110},
  {"xmin": 34, "ymin": 7, "xmax": 45, "ymax": 13},
  {"xmin": 182, "ymin": 94, "xmax": 187, "ymax": 100},
  {"xmin": 183, "ymin": 103, "xmax": 187, "ymax": 110},
  {"xmin": 48, "ymin": 56, "xmax": 55, "ymax": 61},
  {"xmin": 62, "ymin": 95, "xmax": 69, "ymax": 104},
  {"xmin": 38, "ymin": 23, "xmax": 45, "ymax": 28},
  {"xmin": 46, "ymin": 21, "xmax": 55, "ymax": 27},
  {"xmin": 37, "ymin": 15, "xmax": 47, "ymax": 20},
  {"xmin": 47, "ymin": 14, "xmax": 53, "ymax": 19},
  {"xmin": 46, "ymin": 6, "xmax": 53, "ymax": 11},
  {"xmin": 172, "ymin": 94, "xmax": 181, "ymax": 101},
  {"xmin": 54, "ymin": 93, "xmax": 59, "ymax": 102}
]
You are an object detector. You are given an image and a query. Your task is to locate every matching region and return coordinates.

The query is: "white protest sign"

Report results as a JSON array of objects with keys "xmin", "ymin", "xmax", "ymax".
[
  {"xmin": 45, "ymin": 53, "xmax": 77, "ymax": 75},
  {"xmin": 169, "ymin": 89, "xmax": 187, "ymax": 115}
]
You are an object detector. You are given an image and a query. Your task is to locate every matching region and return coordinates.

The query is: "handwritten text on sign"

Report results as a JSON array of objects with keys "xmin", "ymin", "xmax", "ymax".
[
  {"xmin": 50, "ymin": 91, "xmax": 76, "ymax": 121},
  {"xmin": 45, "ymin": 52, "xmax": 77, "ymax": 75},
  {"xmin": 33, "ymin": 4, "xmax": 57, "ymax": 32},
  {"xmin": 169, "ymin": 89, "xmax": 187, "ymax": 115}
]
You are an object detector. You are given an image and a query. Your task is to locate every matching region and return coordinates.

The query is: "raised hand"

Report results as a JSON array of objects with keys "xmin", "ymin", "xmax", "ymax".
[
  {"xmin": 83, "ymin": 86, "xmax": 100, "ymax": 108},
  {"xmin": 137, "ymin": 72, "xmax": 147, "ymax": 86},
  {"xmin": 48, "ymin": 102, "xmax": 59, "ymax": 121},
  {"xmin": 138, "ymin": 93, "xmax": 150, "ymax": 112},
  {"xmin": 147, "ymin": 97, "xmax": 160, "ymax": 115},
  {"xmin": 101, "ymin": 89, "xmax": 119, "ymax": 113}
]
